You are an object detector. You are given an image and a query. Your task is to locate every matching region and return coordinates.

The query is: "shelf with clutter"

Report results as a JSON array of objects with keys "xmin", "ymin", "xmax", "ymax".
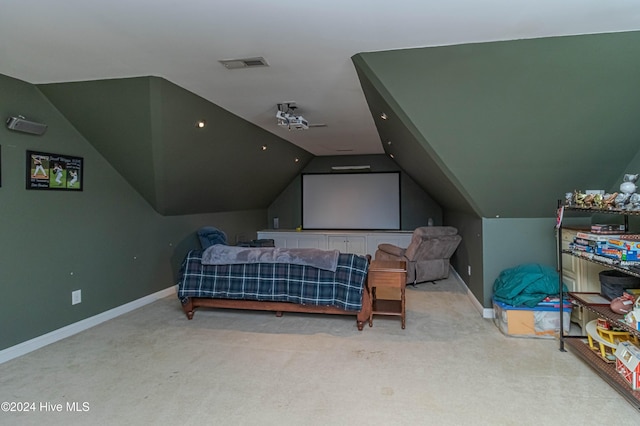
[
  {"xmin": 584, "ymin": 317, "xmax": 639, "ymax": 363},
  {"xmin": 567, "ymin": 173, "xmax": 640, "ymax": 212},
  {"xmin": 558, "ymin": 173, "xmax": 640, "ymax": 410}
]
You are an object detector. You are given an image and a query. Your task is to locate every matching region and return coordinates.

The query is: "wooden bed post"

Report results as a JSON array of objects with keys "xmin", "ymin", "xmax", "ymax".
[
  {"xmin": 181, "ymin": 298, "xmax": 195, "ymax": 320},
  {"xmin": 356, "ymin": 273, "xmax": 372, "ymax": 330}
]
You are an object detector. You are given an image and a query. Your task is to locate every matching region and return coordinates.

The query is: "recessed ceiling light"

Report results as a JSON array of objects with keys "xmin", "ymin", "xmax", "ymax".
[
  {"xmin": 261, "ymin": 145, "xmax": 267, "ymax": 151},
  {"xmin": 196, "ymin": 120, "xmax": 206, "ymax": 128},
  {"xmin": 389, "ymin": 153, "xmax": 395, "ymax": 159},
  {"xmin": 380, "ymin": 112, "xmax": 388, "ymax": 120},
  {"xmin": 294, "ymin": 157, "xmax": 299, "ymax": 163},
  {"xmin": 387, "ymin": 141, "xmax": 392, "ymax": 145}
]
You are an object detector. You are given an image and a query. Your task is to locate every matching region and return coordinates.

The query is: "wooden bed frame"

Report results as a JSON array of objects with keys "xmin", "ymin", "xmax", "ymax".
[{"xmin": 180, "ymin": 280, "xmax": 372, "ymax": 331}]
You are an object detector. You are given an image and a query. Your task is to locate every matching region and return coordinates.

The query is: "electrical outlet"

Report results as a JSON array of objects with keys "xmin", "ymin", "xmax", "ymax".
[
  {"xmin": 72, "ymin": 290, "xmax": 82, "ymax": 305},
  {"xmin": 467, "ymin": 265, "xmax": 472, "ymax": 276}
]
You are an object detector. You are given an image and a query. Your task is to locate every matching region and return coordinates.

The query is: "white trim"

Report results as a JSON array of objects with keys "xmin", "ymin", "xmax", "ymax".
[
  {"xmin": 450, "ymin": 268, "xmax": 494, "ymax": 319},
  {"xmin": 0, "ymin": 286, "xmax": 177, "ymax": 365}
]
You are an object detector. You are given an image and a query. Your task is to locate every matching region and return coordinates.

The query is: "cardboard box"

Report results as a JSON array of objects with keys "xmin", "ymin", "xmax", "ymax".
[
  {"xmin": 576, "ymin": 231, "xmax": 623, "ymax": 242},
  {"xmin": 591, "ymin": 224, "xmax": 626, "ymax": 234},
  {"xmin": 595, "ymin": 246, "xmax": 640, "ymax": 261},
  {"xmin": 607, "ymin": 239, "xmax": 640, "ymax": 251},
  {"xmin": 570, "ymin": 242, "xmax": 595, "ymax": 253},
  {"xmin": 493, "ymin": 298, "xmax": 572, "ymax": 338}
]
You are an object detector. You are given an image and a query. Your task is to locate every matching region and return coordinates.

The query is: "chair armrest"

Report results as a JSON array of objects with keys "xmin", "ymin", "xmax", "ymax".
[
  {"xmin": 406, "ymin": 235, "xmax": 462, "ymax": 261},
  {"xmin": 376, "ymin": 243, "xmax": 406, "ymax": 257}
]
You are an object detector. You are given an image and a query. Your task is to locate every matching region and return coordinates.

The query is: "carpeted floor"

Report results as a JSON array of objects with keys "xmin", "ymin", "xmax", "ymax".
[{"xmin": 1, "ymin": 276, "xmax": 638, "ymax": 425}]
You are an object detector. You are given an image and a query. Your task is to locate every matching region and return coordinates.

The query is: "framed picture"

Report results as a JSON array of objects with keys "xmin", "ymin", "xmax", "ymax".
[{"xmin": 26, "ymin": 150, "xmax": 83, "ymax": 191}]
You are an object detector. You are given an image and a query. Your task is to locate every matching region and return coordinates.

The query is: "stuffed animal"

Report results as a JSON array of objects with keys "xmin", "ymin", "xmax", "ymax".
[{"xmin": 610, "ymin": 292, "xmax": 636, "ymax": 315}]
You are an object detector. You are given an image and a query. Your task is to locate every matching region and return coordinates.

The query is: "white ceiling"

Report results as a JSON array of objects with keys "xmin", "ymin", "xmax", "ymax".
[{"xmin": 1, "ymin": 0, "xmax": 639, "ymax": 155}]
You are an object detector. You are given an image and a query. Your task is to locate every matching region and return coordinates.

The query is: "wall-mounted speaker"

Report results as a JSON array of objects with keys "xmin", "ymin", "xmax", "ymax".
[{"xmin": 6, "ymin": 116, "xmax": 48, "ymax": 135}]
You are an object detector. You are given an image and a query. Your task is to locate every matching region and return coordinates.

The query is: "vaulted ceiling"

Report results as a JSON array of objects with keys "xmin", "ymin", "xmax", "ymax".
[
  {"xmin": 2, "ymin": 2, "xmax": 640, "ymax": 217},
  {"xmin": 3, "ymin": 1, "xmax": 639, "ymax": 156}
]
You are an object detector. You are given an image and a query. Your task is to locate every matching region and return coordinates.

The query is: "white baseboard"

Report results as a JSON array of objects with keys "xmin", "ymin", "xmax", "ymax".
[
  {"xmin": 0, "ymin": 286, "xmax": 177, "ymax": 365},
  {"xmin": 451, "ymin": 268, "xmax": 494, "ymax": 319}
]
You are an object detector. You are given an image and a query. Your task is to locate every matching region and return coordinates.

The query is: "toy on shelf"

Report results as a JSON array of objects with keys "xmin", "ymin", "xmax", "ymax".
[
  {"xmin": 565, "ymin": 173, "xmax": 640, "ymax": 211},
  {"xmin": 624, "ymin": 294, "xmax": 640, "ymax": 331},
  {"xmin": 602, "ymin": 192, "xmax": 619, "ymax": 209},
  {"xmin": 570, "ymin": 190, "xmax": 618, "ymax": 210},
  {"xmin": 610, "ymin": 293, "xmax": 636, "ymax": 315},
  {"xmin": 615, "ymin": 341, "xmax": 640, "ymax": 390},
  {"xmin": 585, "ymin": 319, "xmax": 639, "ymax": 363},
  {"xmin": 620, "ymin": 174, "xmax": 639, "ymax": 195},
  {"xmin": 615, "ymin": 174, "xmax": 638, "ymax": 210}
]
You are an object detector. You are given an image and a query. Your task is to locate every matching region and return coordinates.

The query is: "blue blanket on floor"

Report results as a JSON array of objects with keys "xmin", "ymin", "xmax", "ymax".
[{"xmin": 493, "ymin": 263, "xmax": 567, "ymax": 307}]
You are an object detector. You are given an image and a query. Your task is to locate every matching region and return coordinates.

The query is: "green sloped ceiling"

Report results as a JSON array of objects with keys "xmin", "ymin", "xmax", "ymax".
[
  {"xmin": 38, "ymin": 77, "xmax": 313, "ymax": 215},
  {"xmin": 353, "ymin": 58, "xmax": 478, "ymax": 216},
  {"xmin": 354, "ymin": 31, "xmax": 640, "ymax": 218}
]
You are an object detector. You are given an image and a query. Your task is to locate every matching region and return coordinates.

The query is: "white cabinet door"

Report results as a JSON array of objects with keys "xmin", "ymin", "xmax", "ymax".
[
  {"xmin": 291, "ymin": 234, "xmax": 327, "ymax": 249},
  {"xmin": 257, "ymin": 232, "xmax": 326, "ymax": 249},
  {"xmin": 346, "ymin": 236, "xmax": 366, "ymax": 255},
  {"xmin": 258, "ymin": 231, "xmax": 412, "ymax": 257},
  {"xmin": 327, "ymin": 235, "xmax": 346, "ymax": 252},
  {"xmin": 560, "ymin": 228, "xmax": 607, "ymax": 330},
  {"xmin": 580, "ymin": 262, "xmax": 607, "ymax": 293},
  {"xmin": 560, "ymin": 229, "xmax": 579, "ymax": 292},
  {"xmin": 327, "ymin": 235, "xmax": 366, "ymax": 255},
  {"xmin": 560, "ymin": 229, "xmax": 607, "ymax": 293}
]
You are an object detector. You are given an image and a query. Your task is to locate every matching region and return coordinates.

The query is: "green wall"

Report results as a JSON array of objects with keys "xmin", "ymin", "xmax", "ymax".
[
  {"xmin": 0, "ymin": 74, "xmax": 266, "ymax": 351},
  {"xmin": 446, "ymin": 211, "xmax": 483, "ymax": 304},
  {"xmin": 481, "ymin": 218, "xmax": 557, "ymax": 307}
]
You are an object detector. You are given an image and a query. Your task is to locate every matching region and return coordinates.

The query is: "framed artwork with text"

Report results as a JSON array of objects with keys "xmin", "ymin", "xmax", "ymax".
[{"xmin": 26, "ymin": 150, "xmax": 83, "ymax": 191}]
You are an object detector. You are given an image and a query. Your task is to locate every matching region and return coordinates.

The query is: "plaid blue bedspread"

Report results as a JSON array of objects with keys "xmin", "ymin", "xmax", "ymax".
[{"xmin": 177, "ymin": 250, "xmax": 369, "ymax": 311}]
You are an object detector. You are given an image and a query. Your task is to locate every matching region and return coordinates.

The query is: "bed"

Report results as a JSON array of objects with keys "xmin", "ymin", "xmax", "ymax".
[{"xmin": 177, "ymin": 245, "xmax": 371, "ymax": 330}]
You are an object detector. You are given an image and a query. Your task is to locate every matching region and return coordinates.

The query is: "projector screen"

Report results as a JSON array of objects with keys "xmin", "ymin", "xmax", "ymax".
[{"xmin": 302, "ymin": 172, "xmax": 400, "ymax": 230}]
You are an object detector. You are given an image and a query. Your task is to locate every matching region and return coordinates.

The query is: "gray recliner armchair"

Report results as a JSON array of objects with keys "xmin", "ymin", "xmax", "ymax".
[{"xmin": 375, "ymin": 226, "xmax": 462, "ymax": 284}]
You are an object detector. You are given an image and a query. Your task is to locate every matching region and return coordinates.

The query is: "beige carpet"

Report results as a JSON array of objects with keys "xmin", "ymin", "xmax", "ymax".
[{"xmin": 1, "ymin": 276, "xmax": 638, "ymax": 425}]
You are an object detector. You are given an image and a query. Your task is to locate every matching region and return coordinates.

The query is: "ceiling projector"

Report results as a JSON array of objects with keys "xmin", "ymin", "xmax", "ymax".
[{"xmin": 276, "ymin": 108, "xmax": 308, "ymax": 130}]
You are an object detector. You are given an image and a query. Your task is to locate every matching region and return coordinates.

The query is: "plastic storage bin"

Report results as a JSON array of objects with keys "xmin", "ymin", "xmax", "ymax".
[
  {"xmin": 493, "ymin": 298, "xmax": 572, "ymax": 338},
  {"xmin": 599, "ymin": 270, "xmax": 640, "ymax": 300}
]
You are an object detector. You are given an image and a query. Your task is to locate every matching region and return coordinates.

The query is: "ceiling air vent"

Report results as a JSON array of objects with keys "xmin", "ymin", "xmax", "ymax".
[{"xmin": 219, "ymin": 57, "xmax": 269, "ymax": 69}]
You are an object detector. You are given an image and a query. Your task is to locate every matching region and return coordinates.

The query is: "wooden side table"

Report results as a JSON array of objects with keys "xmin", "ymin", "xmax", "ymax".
[{"xmin": 368, "ymin": 260, "xmax": 407, "ymax": 329}]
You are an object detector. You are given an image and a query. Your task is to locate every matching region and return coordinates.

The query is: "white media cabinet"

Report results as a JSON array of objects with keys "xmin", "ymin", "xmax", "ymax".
[{"xmin": 256, "ymin": 230, "xmax": 413, "ymax": 257}]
